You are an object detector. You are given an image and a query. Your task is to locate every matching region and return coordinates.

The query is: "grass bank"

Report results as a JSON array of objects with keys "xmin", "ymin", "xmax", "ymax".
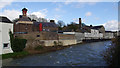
[
  {"xmin": 1, "ymin": 51, "xmax": 29, "ymax": 59},
  {"xmin": 1, "ymin": 45, "xmax": 71, "ymax": 59}
]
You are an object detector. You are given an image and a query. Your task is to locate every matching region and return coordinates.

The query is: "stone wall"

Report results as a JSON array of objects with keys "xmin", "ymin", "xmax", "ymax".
[
  {"xmin": 75, "ymin": 32, "xmax": 84, "ymax": 43},
  {"xmin": 40, "ymin": 40, "xmax": 77, "ymax": 46},
  {"xmin": 58, "ymin": 34, "xmax": 75, "ymax": 40},
  {"xmin": 14, "ymin": 32, "xmax": 58, "ymax": 49}
]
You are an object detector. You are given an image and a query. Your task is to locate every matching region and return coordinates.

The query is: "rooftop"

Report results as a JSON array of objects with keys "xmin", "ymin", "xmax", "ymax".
[
  {"xmin": 0, "ymin": 16, "xmax": 12, "ymax": 23},
  {"xmin": 34, "ymin": 22, "xmax": 58, "ymax": 28},
  {"xmin": 18, "ymin": 16, "xmax": 31, "ymax": 21}
]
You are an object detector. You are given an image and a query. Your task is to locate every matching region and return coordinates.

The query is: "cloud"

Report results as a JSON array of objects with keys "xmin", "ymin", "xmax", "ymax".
[
  {"xmin": 0, "ymin": 0, "xmax": 14, "ymax": 10},
  {"xmin": 0, "ymin": 9, "xmax": 21, "ymax": 20},
  {"xmin": 0, "ymin": 9, "xmax": 48, "ymax": 21},
  {"xmin": 54, "ymin": 3, "xmax": 63, "ymax": 12},
  {"xmin": 55, "ymin": 8, "xmax": 60, "ymax": 11},
  {"xmin": 103, "ymin": 20, "xmax": 118, "ymax": 31},
  {"xmin": 85, "ymin": 12, "xmax": 92, "ymax": 17},
  {"xmin": 94, "ymin": 17, "xmax": 100, "ymax": 20},
  {"xmin": 73, "ymin": 18, "xmax": 79, "ymax": 23},
  {"xmin": 31, "ymin": 9, "xmax": 48, "ymax": 18}
]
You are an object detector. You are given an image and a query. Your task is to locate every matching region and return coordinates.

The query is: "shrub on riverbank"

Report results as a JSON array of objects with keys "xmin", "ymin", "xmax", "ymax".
[
  {"xmin": 9, "ymin": 31, "xmax": 27, "ymax": 52},
  {"xmin": 2, "ymin": 51, "xmax": 29, "ymax": 59},
  {"xmin": 12, "ymin": 38, "xmax": 27, "ymax": 52},
  {"xmin": 103, "ymin": 36, "xmax": 120, "ymax": 67}
]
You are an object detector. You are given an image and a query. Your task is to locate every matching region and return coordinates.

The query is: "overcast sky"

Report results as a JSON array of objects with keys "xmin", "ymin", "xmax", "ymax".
[{"xmin": 0, "ymin": 0, "xmax": 119, "ymax": 31}]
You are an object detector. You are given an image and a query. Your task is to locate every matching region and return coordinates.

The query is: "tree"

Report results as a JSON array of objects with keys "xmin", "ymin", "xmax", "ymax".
[
  {"xmin": 57, "ymin": 20, "xmax": 65, "ymax": 30},
  {"xmin": 28, "ymin": 14, "xmax": 38, "ymax": 21},
  {"xmin": 67, "ymin": 22, "xmax": 78, "ymax": 31},
  {"xmin": 28, "ymin": 14, "xmax": 48, "ymax": 22}
]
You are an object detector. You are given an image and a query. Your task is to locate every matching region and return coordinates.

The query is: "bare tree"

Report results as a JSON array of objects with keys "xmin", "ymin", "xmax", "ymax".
[{"xmin": 57, "ymin": 20, "xmax": 65, "ymax": 30}]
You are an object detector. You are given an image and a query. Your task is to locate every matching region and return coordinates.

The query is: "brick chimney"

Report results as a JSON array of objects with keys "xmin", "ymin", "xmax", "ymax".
[
  {"xmin": 79, "ymin": 18, "xmax": 82, "ymax": 29},
  {"xmin": 22, "ymin": 8, "xmax": 27, "ymax": 16},
  {"xmin": 50, "ymin": 20, "xmax": 55, "ymax": 23}
]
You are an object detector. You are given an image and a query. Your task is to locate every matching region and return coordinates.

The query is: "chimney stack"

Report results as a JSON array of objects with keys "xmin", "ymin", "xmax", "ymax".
[
  {"xmin": 79, "ymin": 18, "xmax": 82, "ymax": 29},
  {"xmin": 22, "ymin": 8, "xmax": 27, "ymax": 16},
  {"xmin": 50, "ymin": 20, "xmax": 55, "ymax": 23}
]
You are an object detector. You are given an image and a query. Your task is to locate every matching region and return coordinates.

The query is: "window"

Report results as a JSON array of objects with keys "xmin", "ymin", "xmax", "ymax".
[
  {"xmin": 3, "ymin": 43, "xmax": 9, "ymax": 48},
  {"xmin": 37, "ymin": 35, "xmax": 40, "ymax": 37}
]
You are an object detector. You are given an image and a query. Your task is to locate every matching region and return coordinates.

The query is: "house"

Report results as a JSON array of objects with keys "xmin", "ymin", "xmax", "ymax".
[
  {"xmin": 0, "ymin": 16, "xmax": 13, "ymax": 54},
  {"xmin": 91, "ymin": 25, "xmax": 105, "ymax": 37},
  {"xmin": 14, "ymin": 8, "xmax": 58, "ymax": 34},
  {"xmin": 14, "ymin": 8, "xmax": 33, "ymax": 34},
  {"xmin": 104, "ymin": 31, "xmax": 114, "ymax": 39},
  {"xmin": 84, "ymin": 29, "xmax": 103, "ymax": 39}
]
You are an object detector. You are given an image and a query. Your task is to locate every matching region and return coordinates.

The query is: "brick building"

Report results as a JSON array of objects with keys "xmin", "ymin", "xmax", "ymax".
[
  {"xmin": 14, "ymin": 8, "xmax": 58, "ymax": 34},
  {"xmin": 14, "ymin": 8, "xmax": 33, "ymax": 34}
]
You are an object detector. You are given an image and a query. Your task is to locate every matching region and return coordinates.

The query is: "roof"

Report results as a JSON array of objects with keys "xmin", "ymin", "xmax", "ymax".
[
  {"xmin": 34, "ymin": 22, "xmax": 58, "ymax": 27},
  {"xmin": 0, "ymin": 16, "xmax": 12, "ymax": 23},
  {"xmin": 91, "ymin": 25, "xmax": 104, "ymax": 29},
  {"xmin": 105, "ymin": 31, "xmax": 114, "ymax": 33},
  {"xmin": 18, "ymin": 16, "xmax": 31, "ymax": 21}
]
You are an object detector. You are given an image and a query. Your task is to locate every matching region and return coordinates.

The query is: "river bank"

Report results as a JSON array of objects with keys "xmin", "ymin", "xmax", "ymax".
[
  {"xmin": 2, "ymin": 39, "xmax": 111, "ymax": 59},
  {"xmin": 1, "ymin": 45, "xmax": 72, "ymax": 59}
]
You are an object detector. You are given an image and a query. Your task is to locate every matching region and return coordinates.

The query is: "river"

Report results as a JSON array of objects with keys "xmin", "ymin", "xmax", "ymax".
[{"xmin": 2, "ymin": 41, "xmax": 112, "ymax": 66}]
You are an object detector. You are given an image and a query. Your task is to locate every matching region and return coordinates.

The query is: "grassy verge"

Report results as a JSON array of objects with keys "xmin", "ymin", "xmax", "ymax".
[{"xmin": 1, "ymin": 51, "xmax": 29, "ymax": 59}]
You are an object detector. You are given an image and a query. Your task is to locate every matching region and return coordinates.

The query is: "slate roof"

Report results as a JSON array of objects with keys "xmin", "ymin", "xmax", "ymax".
[
  {"xmin": 105, "ymin": 31, "xmax": 114, "ymax": 33},
  {"xmin": 91, "ymin": 25, "xmax": 103, "ymax": 30},
  {"xmin": 18, "ymin": 16, "xmax": 31, "ymax": 21},
  {"xmin": 0, "ymin": 16, "xmax": 12, "ymax": 23},
  {"xmin": 34, "ymin": 22, "xmax": 58, "ymax": 27}
]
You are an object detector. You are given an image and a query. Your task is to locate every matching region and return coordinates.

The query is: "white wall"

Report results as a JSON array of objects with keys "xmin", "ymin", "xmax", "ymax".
[
  {"xmin": 104, "ymin": 33, "xmax": 114, "ymax": 39},
  {"xmin": 63, "ymin": 32, "xmax": 75, "ymax": 34},
  {"xmin": 0, "ymin": 22, "xmax": 13, "ymax": 54},
  {"xmin": 75, "ymin": 32, "xmax": 84, "ymax": 43},
  {"xmin": 84, "ymin": 29, "xmax": 103, "ymax": 39},
  {"xmin": 0, "ymin": 22, "xmax": 2, "ymax": 54}
]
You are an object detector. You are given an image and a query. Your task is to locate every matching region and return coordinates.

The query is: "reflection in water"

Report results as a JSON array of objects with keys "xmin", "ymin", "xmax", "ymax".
[{"xmin": 2, "ymin": 41, "xmax": 112, "ymax": 66}]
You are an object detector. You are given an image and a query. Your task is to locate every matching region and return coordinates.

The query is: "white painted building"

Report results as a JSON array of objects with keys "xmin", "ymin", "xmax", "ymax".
[
  {"xmin": 0, "ymin": 16, "xmax": 13, "ymax": 54},
  {"xmin": 84, "ymin": 29, "xmax": 103, "ymax": 39},
  {"xmin": 104, "ymin": 31, "xmax": 114, "ymax": 39},
  {"xmin": 63, "ymin": 32, "xmax": 84, "ymax": 43}
]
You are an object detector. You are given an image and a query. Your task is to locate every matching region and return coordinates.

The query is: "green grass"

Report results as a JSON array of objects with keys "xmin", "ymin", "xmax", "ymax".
[{"xmin": 1, "ymin": 51, "xmax": 29, "ymax": 59}]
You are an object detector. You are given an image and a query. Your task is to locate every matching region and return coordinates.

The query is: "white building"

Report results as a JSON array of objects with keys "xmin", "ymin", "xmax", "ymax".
[
  {"xmin": 0, "ymin": 16, "xmax": 13, "ymax": 54},
  {"xmin": 84, "ymin": 29, "xmax": 103, "ymax": 39},
  {"xmin": 104, "ymin": 31, "xmax": 114, "ymax": 39},
  {"xmin": 63, "ymin": 32, "xmax": 84, "ymax": 43}
]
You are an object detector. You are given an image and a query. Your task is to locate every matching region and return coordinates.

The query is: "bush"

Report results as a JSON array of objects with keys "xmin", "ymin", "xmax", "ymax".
[
  {"xmin": 12, "ymin": 38, "xmax": 27, "ymax": 52},
  {"xmin": 54, "ymin": 41, "xmax": 57, "ymax": 46},
  {"xmin": 9, "ymin": 31, "xmax": 27, "ymax": 52},
  {"xmin": 103, "ymin": 36, "xmax": 120, "ymax": 67}
]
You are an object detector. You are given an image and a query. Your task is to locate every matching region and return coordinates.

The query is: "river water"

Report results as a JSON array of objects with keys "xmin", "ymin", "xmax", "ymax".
[{"xmin": 2, "ymin": 41, "xmax": 112, "ymax": 66}]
